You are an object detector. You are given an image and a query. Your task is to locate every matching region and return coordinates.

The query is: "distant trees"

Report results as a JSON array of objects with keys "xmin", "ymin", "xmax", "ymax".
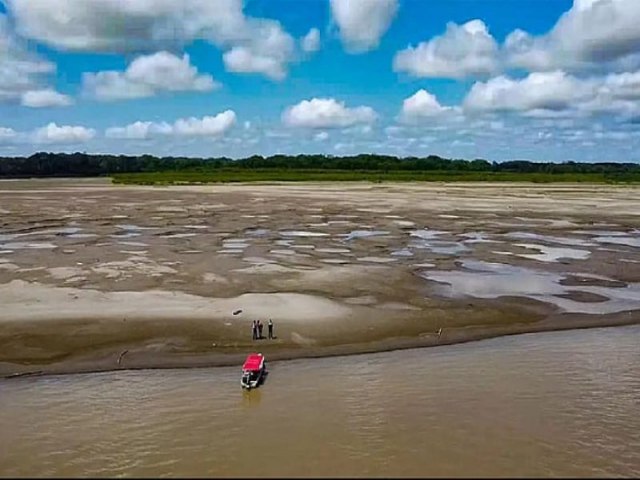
[{"xmin": 0, "ymin": 152, "xmax": 638, "ymax": 178}]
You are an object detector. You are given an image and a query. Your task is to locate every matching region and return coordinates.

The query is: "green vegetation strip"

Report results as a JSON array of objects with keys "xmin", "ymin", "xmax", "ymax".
[{"xmin": 112, "ymin": 169, "xmax": 640, "ymax": 185}]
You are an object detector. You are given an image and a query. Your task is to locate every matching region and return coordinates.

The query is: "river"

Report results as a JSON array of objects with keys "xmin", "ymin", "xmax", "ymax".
[{"xmin": 1, "ymin": 325, "xmax": 639, "ymax": 477}]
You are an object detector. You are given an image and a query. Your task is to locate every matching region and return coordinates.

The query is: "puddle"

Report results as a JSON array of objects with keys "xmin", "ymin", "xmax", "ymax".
[
  {"xmin": 460, "ymin": 232, "xmax": 499, "ymax": 244},
  {"xmin": 513, "ymin": 243, "xmax": 591, "ymax": 262},
  {"xmin": 410, "ymin": 240, "xmax": 469, "ymax": 255},
  {"xmin": 393, "ymin": 220, "xmax": 416, "ymax": 228},
  {"xmin": 320, "ymin": 258, "xmax": 351, "ymax": 264},
  {"xmin": 421, "ymin": 260, "xmax": 640, "ymax": 314},
  {"xmin": 391, "ymin": 248, "xmax": 413, "ymax": 257},
  {"xmin": 280, "ymin": 231, "xmax": 329, "ymax": 238},
  {"xmin": 438, "ymin": 214, "xmax": 460, "ymax": 219},
  {"xmin": 506, "ymin": 232, "xmax": 595, "ymax": 247},
  {"xmin": 571, "ymin": 230, "xmax": 630, "ymax": 237},
  {"xmin": 357, "ymin": 256, "xmax": 397, "ymax": 263},
  {"xmin": 344, "ymin": 230, "xmax": 390, "ymax": 241},
  {"xmin": 292, "ymin": 244, "xmax": 316, "ymax": 250},
  {"xmin": 316, "ymin": 248, "xmax": 351, "ymax": 254},
  {"xmin": 161, "ymin": 233, "xmax": 197, "ymax": 239},
  {"xmin": 0, "ymin": 242, "xmax": 57, "ymax": 249},
  {"xmin": 110, "ymin": 232, "xmax": 141, "ymax": 239},
  {"xmin": 275, "ymin": 240, "xmax": 294, "ymax": 247},
  {"xmin": 116, "ymin": 224, "xmax": 156, "ymax": 231},
  {"xmin": 224, "ymin": 243, "xmax": 249, "ymax": 250},
  {"xmin": 217, "ymin": 249, "xmax": 245, "ymax": 254},
  {"xmin": 413, "ymin": 262, "xmax": 435, "ymax": 268},
  {"xmin": 67, "ymin": 233, "xmax": 98, "ymax": 239},
  {"xmin": 118, "ymin": 241, "xmax": 148, "ymax": 247},
  {"xmin": 245, "ymin": 228, "xmax": 269, "ymax": 237},
  {"xmin": 410, "ymin": 229, "xmax": 447, "ymax": 240},
  {"xmin": 184, "ymin": 225, "xmax": 208, "ymax": 230},
  {"xmin": 594, "ymin": 236, "xmax": 640, "ymax": 248}
]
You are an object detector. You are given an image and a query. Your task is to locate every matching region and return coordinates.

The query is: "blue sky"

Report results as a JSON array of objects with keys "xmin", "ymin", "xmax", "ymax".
[{"xmin": 1, "ymin": 0, "xmax": 639, "ymax": 162}]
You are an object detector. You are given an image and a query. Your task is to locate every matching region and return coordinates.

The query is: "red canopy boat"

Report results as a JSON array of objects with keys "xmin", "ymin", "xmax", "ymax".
[{"xmin": 241, "ymin": 353, "xmax": 266, "ymax": 389}]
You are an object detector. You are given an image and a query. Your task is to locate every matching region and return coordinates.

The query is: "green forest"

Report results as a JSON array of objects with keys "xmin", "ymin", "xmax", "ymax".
[{"xmin": 1, "ymin": 152, "xmax": 639, "ymax": 184}]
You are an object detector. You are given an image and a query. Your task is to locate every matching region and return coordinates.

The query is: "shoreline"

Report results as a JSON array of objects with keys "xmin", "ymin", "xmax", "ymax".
[{"xmin": 4, "ymin": 311, "xmax": 638, "ymax": 379}]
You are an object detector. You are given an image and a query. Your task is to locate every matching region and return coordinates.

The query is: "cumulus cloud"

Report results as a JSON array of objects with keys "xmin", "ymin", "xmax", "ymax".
[
  {"xmin": 223, "ymin": 47, "xmax": 287, "ymax": 81},
  {"xmin": 301, "ymin": 28, "xmax": 320, "ymax": 53},
  {"xmin": 314, "ymin": 131, "xmax": 329, "ymax": 141},
  {"xmin": 222, "ymin": 21, "xmax": 295, "ymax": 80},
  {"xmin": 330, "ymin": 0, "xmax": 398, "ymax": 53},
  {"xmin": 20, "ymin": 88, "xmax": 72, "ymax": 107},
  {"xmin": 394, "ymin": 20, "xmax": 499, "ymax": 79},
  {"xmin": 463, "ymin": 69, "xmax": 640, "ymax": 118},
  {"xmin": 83, "ymin": 51, "xmax": 218, "ymax": 101},
  {"xmin": 399, "ymin": 89, "xmax": 456, "ymax": 123},
  {"xmin": 106, "ymin": 110, "xmax": 237, "ymax": 139},
  {"xmin": 5, "ymin": 0, "xmax": 298, "ymax": 80},
  {"xmin": 464, "ymin": 71, "xmax": 594, "ymax": 114},
  {"xmin": 32, "ymin": 123, "xmax": 96, "ymax": 144},
  {"xmin": 0, "ymin": 14, "xmax": 57, "ymax": 103},
  {"xmin": 282, "ymin": 98, "xmax": 377, "ymax": 129},
  {"xmin": 504, "ymin": 0, "xmax": 640, "ymax": 72},
  {"xmin": 0, "ymin": 127, "xmax": 18, "ymax": 142}
]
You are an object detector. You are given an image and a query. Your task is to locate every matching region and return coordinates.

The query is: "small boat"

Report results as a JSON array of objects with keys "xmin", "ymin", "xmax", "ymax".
[{"xmin": 241, "ymin": 353, "xmax": 266, "ymax": 390}]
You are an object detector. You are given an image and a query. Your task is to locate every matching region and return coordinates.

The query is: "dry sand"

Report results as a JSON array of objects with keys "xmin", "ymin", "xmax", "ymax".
[{"xmin": 1, "ymin": 178, "xmax": 639, "ymax": 377}]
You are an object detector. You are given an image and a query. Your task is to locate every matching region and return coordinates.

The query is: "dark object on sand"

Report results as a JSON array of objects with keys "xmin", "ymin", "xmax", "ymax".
[{"xmin": 233, "ymin": 309, "xmax": 243, "ymax": 315}]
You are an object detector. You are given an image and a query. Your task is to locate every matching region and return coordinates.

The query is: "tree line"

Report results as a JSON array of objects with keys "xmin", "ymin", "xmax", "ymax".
[{"xmin": 0, "ymin": 152, "xmax": 639, "ymax": 177}]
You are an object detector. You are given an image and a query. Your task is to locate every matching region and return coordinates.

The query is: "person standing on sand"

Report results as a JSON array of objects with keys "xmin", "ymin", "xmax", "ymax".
[
  {"xmin": 258, "ymin": 320, "xmax": 263, "ymax": 339},
  {"xmin": 268, "ymin": 319, "xmax": 274, "ymax": 339},
  {"xmin": 252, "ymin": 320, "xmax": 257, "ymax": 340}
]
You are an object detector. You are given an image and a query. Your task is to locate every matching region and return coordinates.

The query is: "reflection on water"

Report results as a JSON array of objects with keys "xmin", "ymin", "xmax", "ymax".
[
  {"xmin": 1, "ymin": 326, "xmax": 639, "ymax": 477},
  {"xmin": 422, "ymin": 260, "xmax": 640, "ymax": 314}
]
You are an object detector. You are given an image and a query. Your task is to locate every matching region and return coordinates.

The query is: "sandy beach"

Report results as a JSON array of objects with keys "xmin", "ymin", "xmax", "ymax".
[{"xmin": 1, "ymin": 178, "xmax": 639, "ymax": 376}]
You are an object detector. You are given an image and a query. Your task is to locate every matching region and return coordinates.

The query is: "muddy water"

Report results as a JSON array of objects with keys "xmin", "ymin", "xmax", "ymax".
[{"xmin": 1, "ymin": 326, "xmax": 639, "ymax": 478}]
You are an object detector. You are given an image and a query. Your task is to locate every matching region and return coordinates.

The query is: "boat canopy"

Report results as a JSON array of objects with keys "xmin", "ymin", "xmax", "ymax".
[{"xmin": 242, "ymin": 353, "xmax": 264, "ymax": 372}]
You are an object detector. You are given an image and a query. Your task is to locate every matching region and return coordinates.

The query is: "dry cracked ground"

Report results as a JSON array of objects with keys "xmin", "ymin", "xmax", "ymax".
[{"xmin": 1, "ymin": 178, "xmax": 639, "ymax": 375}]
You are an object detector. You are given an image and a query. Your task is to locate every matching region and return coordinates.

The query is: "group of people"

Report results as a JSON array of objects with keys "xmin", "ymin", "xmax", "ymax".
[{"xmin": 252, "ymin": 319, "xmax": 274, "ymax": 340}]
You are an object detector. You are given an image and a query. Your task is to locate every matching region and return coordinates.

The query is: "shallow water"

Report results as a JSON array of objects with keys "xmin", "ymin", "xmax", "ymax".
[{"xmin": 1, "ymin": 326, "xmax": 639, "ymax": 477}]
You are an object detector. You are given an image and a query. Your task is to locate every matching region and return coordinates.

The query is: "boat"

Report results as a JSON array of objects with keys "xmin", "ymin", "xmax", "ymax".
[{"xmin": 241, "ymin": 353, "xmax": 266, "ymax": 390}]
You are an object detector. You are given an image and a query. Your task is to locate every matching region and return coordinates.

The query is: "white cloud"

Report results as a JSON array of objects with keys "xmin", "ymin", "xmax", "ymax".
[
  {"xmin": 33, "ymin": 123, "xmax": 96, "ymax": 144},
  {"xmin": 173, "ymin": 111, "xmax": 237, "ymax": 136},
  {"xmin": 106, "ymin": 110, "xmax": 237, "ymax": 139},
  {"xmin": 463, "ymin": 71, "xmax": 595, "ymax": 114},
  {"xmin": 20, "ymin": 88, "xmax": 72, "ymax": 107},
  {"xmin": 6, "ymin": 0, "xmax": 298, "ymax": 80},
  {"xmin": 223, "ymin": 47, "xmax": 286, "ymax": 81},
  {"xmin": 0, "ymin": 127, "xmax": 18, "ymax": 142},
  {"xmin": 399, "ymin": 89, "xmax": 456, "ymax": 123},
  {"xmin": 301, "ymin": 28, "xmax": 320, "ymax": 53},
  {"xmin": 282, "ymin": 98, "xmax": 377, "ymax": 129},
  {"xmin": 330, "ymin": 0, "xmax": 398, "ymax": 53},
  {"xmin": 314, "ymin": 131, "xmax": 329, "ymax": 141},
  {"xmin": 0, "ymin": 14, "xmax": 56, "ymax": 103},
  {"xmin": 505, "ymin": 0, "xmax": 640, "ymax": 72},
  {"xmin": 463, "ymin": 69, "xmax": 640, "ymax": 119},
  {"xmin": 83, "ymin": 51, "xmax": 218, "ymax": 101},
  {"xmin": 394, "ymin": 20, "xmax": 499, "ymax": 79},
  {"xmin": 105, "ymin": 121, "xmax": 171, "ymax": 140}
]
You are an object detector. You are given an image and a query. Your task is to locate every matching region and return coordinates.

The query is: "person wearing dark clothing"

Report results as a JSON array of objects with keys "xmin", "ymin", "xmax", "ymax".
[
  {"xmin": 268, "ymin": 319, "xmax": 274, "ymax": 339},
  {"xmin": 257, "ymin": 320, "xmax": 263, "ymax": 339},
  {"xmin": 251, "ymin": 320, "xmax": 257, "ymax": 340}
]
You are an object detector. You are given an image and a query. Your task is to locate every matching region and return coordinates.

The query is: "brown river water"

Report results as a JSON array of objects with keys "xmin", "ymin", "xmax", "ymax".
[{"xmin": 1, "ymin": 325, "xmax": 639, "ymax": 478}]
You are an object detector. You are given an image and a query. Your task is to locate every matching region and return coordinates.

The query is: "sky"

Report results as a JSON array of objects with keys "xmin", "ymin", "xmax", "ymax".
[{"xmin": 1, "ymin": 0, "xmax": 639, "ymax": 162}]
